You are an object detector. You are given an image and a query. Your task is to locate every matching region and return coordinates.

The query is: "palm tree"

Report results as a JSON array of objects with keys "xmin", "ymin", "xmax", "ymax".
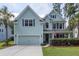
[
  {"xmin": 75, "ymin": 13, "xmax": 79, "ymax": 38},
  {"xmin": 0, "ymin": 6, "xmax": 14, "ymax": 46},
  {"xmin": 68, "ymin": 17, "xmax": 77, "ymax": 30}
]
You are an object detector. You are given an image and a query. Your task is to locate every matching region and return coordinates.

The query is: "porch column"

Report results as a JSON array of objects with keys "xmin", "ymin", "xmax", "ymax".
[
  {"xmin": 52, "ymin": 33, "xmax": 54, "ymax": 39},
  {"xmin": 68, "ymin": 34, "xmax": 70, "ymax": 38},
  {"xmin": 56, "ymin": 23, "xmax": 57, "ymax": 30}
]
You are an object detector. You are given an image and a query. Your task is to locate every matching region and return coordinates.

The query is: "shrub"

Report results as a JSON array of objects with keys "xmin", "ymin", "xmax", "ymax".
[
  {"xmin": 50, "ymin": 38, "xmax": 79, "ymax": 46},
  {"xmin": 7, "ymin": 37, "xmax": 14, "ymax": 41}
]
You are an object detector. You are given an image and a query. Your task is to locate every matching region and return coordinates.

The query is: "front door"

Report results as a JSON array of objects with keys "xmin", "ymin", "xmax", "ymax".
[{"xmin": 45, "ymin": 34, "xmax": 49, "ymax": 44}]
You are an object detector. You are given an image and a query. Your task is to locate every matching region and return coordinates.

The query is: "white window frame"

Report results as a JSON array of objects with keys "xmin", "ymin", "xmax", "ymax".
[{"xmin": 22, "ymin": 19, "xmax": 35, "ymax": 27}]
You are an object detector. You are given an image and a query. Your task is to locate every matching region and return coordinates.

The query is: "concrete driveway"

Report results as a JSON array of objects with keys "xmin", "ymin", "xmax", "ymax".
[{"xmin": 0, "ymin": 45, "xmax": 43, "ymax": 56}]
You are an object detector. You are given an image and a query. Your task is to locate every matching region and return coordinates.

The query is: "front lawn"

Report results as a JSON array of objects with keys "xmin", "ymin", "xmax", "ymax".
[
  {"xmin": 0, "ymin": 41, "xmax": 14, "ymax": 49},
  {"xmin": 42, "ymin": 46, "xmax": 79, "ymax": 56}
]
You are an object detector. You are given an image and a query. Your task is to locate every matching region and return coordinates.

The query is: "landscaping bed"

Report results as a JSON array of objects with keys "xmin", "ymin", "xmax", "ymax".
[
  {"xmin": 0, "ymin": 40, "xmax": 14, "ymax": 49},
  {"xmin": 50, "ymin": 38, "xmax": 79, "ymax": 46}
]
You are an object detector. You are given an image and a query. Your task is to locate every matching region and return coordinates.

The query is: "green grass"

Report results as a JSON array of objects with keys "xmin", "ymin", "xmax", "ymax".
[
  {"xmin": 42, "ymin": 46, "xmax": 79, "ymax": 56},
  {"xmin": 0, "ymin": 41, "xmax": 14, "ymax": 49}
]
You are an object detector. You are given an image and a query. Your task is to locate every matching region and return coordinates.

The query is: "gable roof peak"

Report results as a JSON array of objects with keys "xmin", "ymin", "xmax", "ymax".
[
  {"xmin": 26, "ymin": 5, "xmax": 31, "ymax": 9},
  {"xmin": 15, "ymin": 5, "xmax": 41, "ymax": 21}
]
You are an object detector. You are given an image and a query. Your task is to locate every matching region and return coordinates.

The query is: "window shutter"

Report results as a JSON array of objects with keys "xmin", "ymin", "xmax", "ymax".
[
  {"xmin": 22, "ymin": 19, "xmax": 24, "ymax": 26},
  {"xmin": 33, "ymin": 19, "xmax": 35, "ymax": 26}
]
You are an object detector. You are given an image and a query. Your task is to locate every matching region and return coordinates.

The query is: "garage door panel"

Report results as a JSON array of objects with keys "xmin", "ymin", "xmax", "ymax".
[{"xmin": 18, "ymin": 36, "xmax": 41, "ymax": 45}]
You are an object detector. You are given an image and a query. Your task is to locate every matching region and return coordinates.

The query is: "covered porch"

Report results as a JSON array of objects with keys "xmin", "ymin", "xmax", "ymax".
[{"xmin": 43, "ymin": 30, "xmax": 73, "ymax": 44}]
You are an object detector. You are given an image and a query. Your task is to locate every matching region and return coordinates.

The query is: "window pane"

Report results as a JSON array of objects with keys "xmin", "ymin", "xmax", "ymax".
[
  {"xmin": 60, "ymin": 23, "xmax": 62, "ymax": 29},
  {"xmin": 53, "ymin": 23, "xmax": 56, "ymax": 29},
  {"xmin": 25, "ymin": 20, "xmax": 28, "ymax": 26},
  {"xmin": 2, "ymin": 29, "xmax": 3, "ymax": 32},
  {"xmin": 29, "ymin": 20, "xmax": 32, "ymax": 26},
  {"xmin": 46, "ymin": 22, "xmax": 49, "ymax": 28}
]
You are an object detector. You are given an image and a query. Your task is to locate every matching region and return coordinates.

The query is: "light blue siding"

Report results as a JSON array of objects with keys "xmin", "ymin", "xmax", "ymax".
[
  {"xmin": 14, "ymin": 6, "xmax": 43, "ymax": 45},
  {"xmin": 0, "ymin": 25, "xmax": 12, "ymax": 41}
]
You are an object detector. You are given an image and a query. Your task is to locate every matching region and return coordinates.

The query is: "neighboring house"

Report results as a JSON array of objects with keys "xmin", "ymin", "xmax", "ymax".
[
  {"xmin": 14, "ymin": 5, "xmax": 72, "ymax": 45},
  {"xmin": 0, "ymin": 19, "xmax": 12, "ymax": 41},
  {"xmin": 43, "ymin": 9, "xmax": 72, "ymax": 43}
]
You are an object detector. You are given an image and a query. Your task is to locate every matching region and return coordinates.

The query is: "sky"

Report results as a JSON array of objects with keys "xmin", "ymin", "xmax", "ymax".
[
  {"xmin": 0, "ymin": 3, "xmax": 68, "ymax": 26},
  {"xmin": 0, "ymin": 3, "xmax": 53, "ymax": 17},
  {"xmin": 0, "ymin": 3, "xmax": 64, "ymax": 17}
]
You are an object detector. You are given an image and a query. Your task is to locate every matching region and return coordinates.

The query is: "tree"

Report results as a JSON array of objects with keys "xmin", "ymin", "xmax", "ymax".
[
  {"xmin": 64, "ymin": 3, "xmax": 79, "ymax": 38},
  {"xmin": 64, "ymin": 3, "xmax": 76, "ymax": 19},
  {"xmin": 52, "ymin": 3, "xmax": 61, "ymax": 14},
  {"xmin": 9, "ymin": 21, "xmax": 14, "ymax": 34},
  {"xmin": 0, "ymin": 6, "xmax": 14, "ymax": 46},
  {"xmin": 64, "ymin": 3, "xmax": 77, "ymax": 30},
  {"xmin": 75, "ymin": 12, "xmax": 79, "ymax": 38},
  {"xmin": 68, "ymin": 17, "xmax": 77, "ymax": 30}
]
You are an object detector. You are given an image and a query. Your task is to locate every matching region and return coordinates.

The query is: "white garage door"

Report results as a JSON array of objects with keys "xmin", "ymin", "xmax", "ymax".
[{"xmin": 18, "ymin": 35, "xmax": 41, "ymax": 45}]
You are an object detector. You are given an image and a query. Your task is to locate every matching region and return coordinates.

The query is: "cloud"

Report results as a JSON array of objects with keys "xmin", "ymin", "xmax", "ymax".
[{"xmin": 10, "ymin": 4, "xmax": 17, "ymax": 7}]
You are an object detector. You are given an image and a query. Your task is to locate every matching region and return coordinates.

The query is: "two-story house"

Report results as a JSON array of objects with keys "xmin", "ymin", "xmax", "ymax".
[
  {"xmin": 14, "ymin": 6, "xmax": 43, "ymax": 45},
  {"xmin": 43, "ymin": 9, "xmax": 72, "ymax": 44},
  {"xmin": 14, "ymin": 5, "xmax": 72, "ymax": 45}
]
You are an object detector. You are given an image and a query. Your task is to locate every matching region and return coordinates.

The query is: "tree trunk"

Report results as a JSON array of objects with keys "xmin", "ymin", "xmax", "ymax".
[{"xmin": 5, "ymin": 24, "xmax": 8, "ymax": 46}]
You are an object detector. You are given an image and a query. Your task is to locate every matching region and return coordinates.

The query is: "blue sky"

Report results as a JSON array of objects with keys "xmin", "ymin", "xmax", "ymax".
[
  {"xmin": 0, "ymin": 3, "xmax": 53, "ymax": 17},
  {"xmin": 0, "ymin": 3, "xmax": 64, "ymax": 17},
  {"xmin": 0, "ymin": 3, "xmax": 68, "ymax": 26}
]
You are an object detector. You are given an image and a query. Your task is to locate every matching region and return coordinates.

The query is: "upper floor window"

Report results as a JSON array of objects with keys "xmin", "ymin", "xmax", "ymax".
[
  {"xmin": 46, "ymin": 22, "xmax": 49, "ymax": 28},
  {"xmin": 54, "ymin": 15, "xmax": 56, "ymax": 18},
  {"xmin": 25, "ymin": 20, "xmax": 28, "ymax": 26},
  {"xmin": 50, "ymin": 15, "xmax": 56, "ymax": 18},
  {"xmin": 0, "ymin": 29, "xmax": 3, "ymax": 32},
  {"xmin": 53, "ymin": 23, "xmax": 56, "ymax": 29},
  {"xmin": 29, "ymin": 20, "xmax": 32, "ymax": 26},
  {"xmin": 0, "ymin": 29, "xmax": 1, "ymax": 32},
  {"xmin": 60, "ymin": 23, "xmax": 62, "ymax": 29},
  {"xmin": 2, "ymin": 29, "xmax": 3, "ymax": 32},
  {"xmin": 22, "ymin": 19, "xmax": 35, "ymax": 26}
]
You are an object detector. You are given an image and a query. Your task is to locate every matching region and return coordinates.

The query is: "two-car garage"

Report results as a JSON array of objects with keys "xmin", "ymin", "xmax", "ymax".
[{"xmin": 15, "ymin": 35, "xmax": 42, "ymax": 45}]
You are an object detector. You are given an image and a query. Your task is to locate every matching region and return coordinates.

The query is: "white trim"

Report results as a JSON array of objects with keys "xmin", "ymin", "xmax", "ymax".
[
  {"xmin": 14, "ymin": 21, "xmax": 16, "ymax": 44},
  {"xmin": 17, "ymin": 34, "xmax": 19, "ymax": 45},
  {"xmin": 68, "ymin": 34, "xmax": 70, "ymax": 38},
  {"xmin": 18, "ymin": 34, "xmax": 41, "ymax": 36},
  {"xmin": 44, "ymin": 30, "xmax": 72, "ymax": 33},
  {"xmin": 44, "ymin": 9, "xmax": 66, "ymax": 22}
]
